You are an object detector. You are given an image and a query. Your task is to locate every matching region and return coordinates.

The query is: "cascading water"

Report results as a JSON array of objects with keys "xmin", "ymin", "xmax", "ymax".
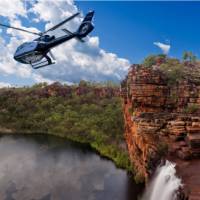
[{"xmin": 141, "ymin": 160, "xmax": 182, "ymax": 200}]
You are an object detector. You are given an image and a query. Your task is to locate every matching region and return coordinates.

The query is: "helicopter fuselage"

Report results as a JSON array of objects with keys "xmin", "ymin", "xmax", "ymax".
[
  {"xmin": 14, "ymin": 34, "xmax": 75, "ymax": 65},
  {"xmin": 0, "ymin": 10, "xmax": 95, "ymax": 69}
]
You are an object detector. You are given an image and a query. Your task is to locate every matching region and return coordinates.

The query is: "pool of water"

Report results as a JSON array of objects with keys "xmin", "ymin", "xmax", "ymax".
[{"xmin": 0, "ymin": 135, "xmax": 143, "ymax": 200}]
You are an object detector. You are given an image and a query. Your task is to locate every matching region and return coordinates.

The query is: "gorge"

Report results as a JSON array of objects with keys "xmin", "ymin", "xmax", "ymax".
[{"xmin": 0, "ymin": 55, "xmax": 199, "ymax": 200}]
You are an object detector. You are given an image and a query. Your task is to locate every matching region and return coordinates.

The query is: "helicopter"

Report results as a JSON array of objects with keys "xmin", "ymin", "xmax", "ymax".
[{"xmin": 0, "ymin": 11, "xmax": 94, "ymax": 69}]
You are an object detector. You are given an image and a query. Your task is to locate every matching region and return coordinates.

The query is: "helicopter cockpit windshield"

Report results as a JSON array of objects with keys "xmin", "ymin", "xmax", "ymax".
[
  {"xmin": 14, "ymin": 41, "xmax": 38, "ymax": 57},
  {"xmin": 16, "ymin": 42, "xmax": 28, "ymax": 52}
]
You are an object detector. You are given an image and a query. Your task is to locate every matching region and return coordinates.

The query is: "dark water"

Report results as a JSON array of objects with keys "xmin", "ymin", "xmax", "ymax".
[{"xmin": 0, "ymin": 135, "xmax": 143, "ymax": 200}]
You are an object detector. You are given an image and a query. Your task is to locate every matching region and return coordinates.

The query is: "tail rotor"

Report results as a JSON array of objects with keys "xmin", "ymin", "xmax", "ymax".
[{"xmin": 77, "ymin": 11, "xmax": 94, "ymax": 38}]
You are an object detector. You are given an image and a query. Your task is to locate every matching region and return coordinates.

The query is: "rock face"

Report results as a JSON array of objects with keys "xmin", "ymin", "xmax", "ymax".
[
  {"xmin": 0, "ymin": 82, "xmax": 120, "ymax": 99},
  {"xmin": 121, "ymin": 65, "xmax": 200, "ymax": 199}
]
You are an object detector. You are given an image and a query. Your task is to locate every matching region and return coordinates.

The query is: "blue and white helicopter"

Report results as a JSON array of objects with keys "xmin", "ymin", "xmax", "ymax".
[{"xmin": 0, "ymin": 11, "xmax": 94, "ymax": 69}]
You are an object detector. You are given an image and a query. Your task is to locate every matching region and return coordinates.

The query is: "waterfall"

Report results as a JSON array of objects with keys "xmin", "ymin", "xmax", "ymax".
[{"xmin": 141, "ymin": 160, "xmax": 182, "ymax": 200}]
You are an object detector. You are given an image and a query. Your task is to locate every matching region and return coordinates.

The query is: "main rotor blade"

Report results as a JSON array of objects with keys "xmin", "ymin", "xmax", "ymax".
[
  {"xmin": 41, "ymin": 12, "xmax": 80, "ymax": 35},
  {"xmin": 0, "ymin": 23, "xmax": 41, "ymax": 36}
]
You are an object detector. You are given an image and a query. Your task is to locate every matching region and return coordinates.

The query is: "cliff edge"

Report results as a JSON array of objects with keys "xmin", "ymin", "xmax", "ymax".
[{"xmin": 121, "ymin": 56, "xmax": 200, "ymax": 199}]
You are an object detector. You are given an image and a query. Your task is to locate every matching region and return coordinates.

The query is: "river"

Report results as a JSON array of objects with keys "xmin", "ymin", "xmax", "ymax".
[{"xmin": 0, "ymin": 135, "xmax": 143, "ymax": 200}]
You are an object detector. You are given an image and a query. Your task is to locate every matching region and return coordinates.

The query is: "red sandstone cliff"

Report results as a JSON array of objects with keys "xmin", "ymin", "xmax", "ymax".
[
  {"xmin": 121, "ymin": 63, "xmax": 200, "ymax": 199},
  {"xmin": 0, "ymin": 82, "xmax": 120, "ymax": 99}
]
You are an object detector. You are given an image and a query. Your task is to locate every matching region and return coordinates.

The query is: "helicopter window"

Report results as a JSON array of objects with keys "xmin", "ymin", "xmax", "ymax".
[
  {"xmin": 16, "ymin": 45, "xmax": 24, "ymax": 51},
  {"xmin": 16, "ymin": 42, "xmax": 37, "ymax": 55},
  {"xmin": 34, "ymin": 36, "xmax": 55, "ymax": 42},
  {"xmin": 16, "ymin": 43, "xmax": 29, "ymax": 51},
  {"xmin": 44, "ymin": 35, "xmax": 50, "ymax": 41},
  {"xmin": 42, "ymin": 35, "xmax": 55, "ymax": 42}
]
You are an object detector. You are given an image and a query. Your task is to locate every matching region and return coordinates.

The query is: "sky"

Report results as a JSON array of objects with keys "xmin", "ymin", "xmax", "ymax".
[{"xmin": 0, "ymin": 1, "xmax": 200, "ymax": 87}]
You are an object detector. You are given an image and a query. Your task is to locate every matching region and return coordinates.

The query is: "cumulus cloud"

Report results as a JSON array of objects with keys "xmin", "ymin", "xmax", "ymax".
[
  {"xmin": 154, "ymin": 42, "xmax": 171, "ymax": 54},
  {"xmin": 0, "ymin": 0, "xmax": 130, "ymax": 84},
  {"xmin": 0, "ymin": 82, "xmax": 11, "ymax": 88},
  {"xmin": 0, "ymin": 0, "xmax": 26, "ymax": 19},
  {"xmin": 32, "ymin": 74, "xmax": 53, "ymax": 84}
]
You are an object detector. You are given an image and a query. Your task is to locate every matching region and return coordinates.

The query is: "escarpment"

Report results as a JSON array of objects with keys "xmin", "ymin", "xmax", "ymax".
[{"xmin": 121, "ymin": 61, "xmax": 200, "ymax": 199}]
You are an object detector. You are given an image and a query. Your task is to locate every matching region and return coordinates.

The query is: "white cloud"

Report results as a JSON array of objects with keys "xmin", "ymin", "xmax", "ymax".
[
  {"xmin": 0, "ymin": 0, "xmax": 130, "ymax": 85},
  {"xmin": 0, "ymin": 0, "xmax": 26, "ymax": 19},
  {"xmin": 17, "ymin": 66, "xmax": 32, "ymax": 78},
  {"xmin": 88, "ymin": 36, "xmax": 99, "ymax": 48},
  {"xmin": 154, "ymin": 42, "xmax": 171, "ymax": 54},
  {"xmin": 0, "ymin": 82, "xmax": 11, "ymax": 88},
  {"xmin": 32, "ymin": 74, "xmax": 53, "ymax": 84}
]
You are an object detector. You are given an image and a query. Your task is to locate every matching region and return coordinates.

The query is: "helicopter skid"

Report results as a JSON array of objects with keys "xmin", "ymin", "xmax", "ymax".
[{"xmin": 31, "ymin": 60, "xmax": 56, "ymax": 69}]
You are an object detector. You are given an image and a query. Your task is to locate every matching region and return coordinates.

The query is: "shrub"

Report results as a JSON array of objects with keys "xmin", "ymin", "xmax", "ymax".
[
  {"xmin": 182, "ymin": 51, "xmax": 197, "ymax": 63},
  {"xmin": 160, "ymin": 59, "xmax": 185, "ymax": 85},
  {"xmin": 143, "ymin": 54, "xmax": 166, "ymax": 68},
  {"xmin": 157, "ymin": 142, "xmax": 168, "ymax": 157},
  {"xmin": 143, "ymin": 55, "xmax": 158, "ymax": 68},
  {"xmin": 183, "ymin": 104, "xmax": 199, "ymax": 114},
  {"xmin": 134, "ymin": 172, "xmax": 145, "ymax": 183},
  {"xmin": 128, "ymin": 107, "xmax": 133, "ymax": 114}
]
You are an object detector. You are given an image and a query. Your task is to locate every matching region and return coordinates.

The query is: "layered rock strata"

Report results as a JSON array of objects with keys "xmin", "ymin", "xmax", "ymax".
[{"xmin": 121, "ymin": 65, "xmax": 200, "ymax": 199}]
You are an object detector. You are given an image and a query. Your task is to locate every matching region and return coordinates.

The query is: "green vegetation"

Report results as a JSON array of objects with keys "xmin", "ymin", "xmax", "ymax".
[
  {"xmin": 142, "ymin": 54, "xmax": 186, "ymax": 85},
  {"xmin": 0, "ymin": 84, "xmax": 132, "ymax": 172},
  {"xmin": 142, "ymin": 52, "xmax": 199, "ymax": 86},
  {"xmin": 143, "ymin": 55, "xmax": 157, "ymax": 68},
  {"xmin": 159, "ymin": 58, "xmax": 185, "ymax": 85},
  {"xmin": 182, "ymin": 51, "xmax": 197, "ymax": 63},
  {"xmin": 183, "ymin": 104, "xmax": 199, "ymax": 114},
  {"xmin": 157, "ymin": 142, "xmax": 168, "ymax": 157},
  {"xmin": 134, "ymin": 172, "xmax": 145, "ymax": 184},
  {"xmin": 142, "ymin": 53, "xmax": 200, "ymax": 86},
  {"xmin": 143, "ymin": 54, "xmax": 166, "ymax": 68},
  {"xmin": 128, "ymin": 107, "xmax": 133, "ymax": 114}
]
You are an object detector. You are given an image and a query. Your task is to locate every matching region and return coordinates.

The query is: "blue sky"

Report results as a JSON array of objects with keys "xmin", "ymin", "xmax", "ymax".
[
  {"xmin": 0, "ymin": 1, "xmax": 200, "ymax": 86},
  {"xmin": 77, "ymin": 1, "xmax": 200, "ymax": 63}
]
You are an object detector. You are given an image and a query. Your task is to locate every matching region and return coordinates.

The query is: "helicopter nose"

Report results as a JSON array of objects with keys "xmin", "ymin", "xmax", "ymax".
[
  {"xmin": 14, "ymin": 50, "xmax": 19, "ymax": 60},
  {"xmin": 13, "ymin": 54, "xmax": 19, "ymax": 62},
  {"xmin": 13, "ymin": 52, "xmax": 17, "ymax": 60},
  {"xmin": 14, "ymin": 51, "xmax": 17, "ymax": 58}
]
